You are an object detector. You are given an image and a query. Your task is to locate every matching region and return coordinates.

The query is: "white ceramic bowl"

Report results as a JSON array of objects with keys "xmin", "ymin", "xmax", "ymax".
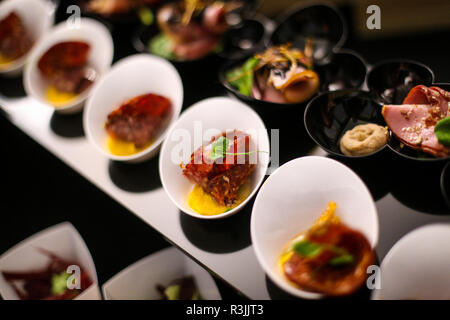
[
  {"xmin": 251, "ymin": 156, "xmax": 378, "ymax": 299},
  {"xmin": 84, "ymin": 54, "xmax": 183, "ymax": 163},
  {"xmin": 0, "ymin": 0, "xmax": 54, "ymax": 76},
  {"xmin": 0, "ymin": 222, "xmax": 101, "ymax": 300},
  {"xmin": 24, "ymin": 18, "xmax": 113, "ymax": 114},
  {"xmin": 159, "ymin": 97, "xmax": 270, "ymax": 219},
  {"xmin": 102, "ymin": 246, "xmax": 221, "ymax": 300},
  {"xmin": 371, "ymin": 223, "xmax": 450, "ymax": 300}
]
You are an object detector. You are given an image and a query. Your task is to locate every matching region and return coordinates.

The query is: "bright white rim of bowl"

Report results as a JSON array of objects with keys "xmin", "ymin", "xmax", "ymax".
[
  {"xmin": 371, "ymin": 223, "xmax": 450, "ymax": 300},
  {"xmin": 159, "ymin": 96, "xmax": 270, "ymax": 220},
  {"xmin": 23, "ymin": 18, "xmax": 113, "ymax": 111},
  {"xmin": 250, "ymin": 156, "xmax": 379, "ymax": 299},
  {"xmin": 83, "ymin": 54, "xmax": 184, "ymax": 162}
]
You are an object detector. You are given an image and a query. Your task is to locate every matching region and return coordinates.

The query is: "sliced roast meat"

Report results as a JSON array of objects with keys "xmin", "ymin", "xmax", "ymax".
[{"xmin": 382, "ymin": 85, "xmax": 450, "ymax": 157}]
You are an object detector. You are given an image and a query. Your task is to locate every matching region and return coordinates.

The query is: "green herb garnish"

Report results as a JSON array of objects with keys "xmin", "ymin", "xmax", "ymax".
[
  {"xmin": 225, "ymin": 57, "xmax": 260, "ymax": 96},
  {"xmin": 149, "ymin": 33, "xmax": 177, "ymax": 60},
  {"xmin": 209, "ymin": 136, "xmax": 267, "ymax": 161},
  {"xmin": 292, "ymin": 239, "xmax": 355, "ymax": 267},
  {"xmin": 293, "ymin": 240, "xmax": 323, "ymax": 258},
  {"xmin": 328, "ymin": 254, "xmax": 354, "ymax": 266},
  {"xmin": 51, "ymin": 271, "xmax": 70, "ymax": 295},
  {"xmin": 435, "ymin": 117, "xmax": 450, "ymax": 146}
]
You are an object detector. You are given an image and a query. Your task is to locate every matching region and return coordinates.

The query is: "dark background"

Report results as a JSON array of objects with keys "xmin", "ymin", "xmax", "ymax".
[{"xmin": 0, "ymin": 1, "xmax": 449, "ymax": 300}]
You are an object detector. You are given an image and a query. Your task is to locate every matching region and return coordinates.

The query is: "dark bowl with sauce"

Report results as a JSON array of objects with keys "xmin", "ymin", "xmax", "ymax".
[
  {"xmin": 383, "ymin": 82, "xmax": 450, "ymax": 162},
  {"xmin": 304, "ymin": 89, "xmax": 387, "ymax": 159}
]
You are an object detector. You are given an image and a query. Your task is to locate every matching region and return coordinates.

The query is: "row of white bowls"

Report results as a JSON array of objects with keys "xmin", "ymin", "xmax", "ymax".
[{"xmin": 1, "ymin": 222, "xmax": 449, "ymax": 300}]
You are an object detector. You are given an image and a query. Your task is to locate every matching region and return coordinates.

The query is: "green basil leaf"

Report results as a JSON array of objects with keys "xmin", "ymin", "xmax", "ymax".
[
  {"xmin": 225, "ymin": 57, "xmax": 259, "ymax": 96},
  {"xmin": 329, "ymin": 254, "xmax": 354, "ymax": 266},
  {"xmin": 293, "ymin": 240, "xmax": 323, "ymax": 258},
  {"xmin": 210, "ymin": 136, "xmax": 230, "ymax": 161},
  {"xmin": 435, "ymin": 117, "xmax": 450, "ymax": 146}
]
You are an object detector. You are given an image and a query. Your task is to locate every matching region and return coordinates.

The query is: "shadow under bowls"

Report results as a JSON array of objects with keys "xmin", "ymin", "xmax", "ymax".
[
  {"xmin": 0, "ymin": 75, "xmax": 26, "ymax": 98},
  {"xmin": 441, "ymin": 162, "xmax": 450, "ymax": 210},
  {"xmin": 389, "ymin": 159, "xmax": 450, "ymax": 215},
  {"xmin": 366, "ymin": 59, "xmax": 434, "ymax": 105},
  {"xmin": 304, "ymin": 89, "xmax": 386, "ymax": 158},
  {"xmin": 50, "ymin": 111, "xmax": 85, "ymax": 138},
  {"xmin": 269, "ymin": 2, "xmax": 347, "ymax": 63},
  {"xmin": 108, "ymin": 156, "xmax": 161, "ymax": 193},
  {"xmin": 179, "ymin": 198, "xmax": 253, "ymax": 253}
]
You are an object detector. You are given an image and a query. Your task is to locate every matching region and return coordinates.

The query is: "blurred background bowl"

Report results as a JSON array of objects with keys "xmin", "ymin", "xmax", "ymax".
[{"xmin": 23, "ymin": 17, "xmax": 114, "ymax": 114}]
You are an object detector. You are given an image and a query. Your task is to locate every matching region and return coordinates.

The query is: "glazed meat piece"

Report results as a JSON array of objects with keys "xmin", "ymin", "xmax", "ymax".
[
  {"xmin": 382, "ymin": 85, "xmax": 450, "ymax": 157},
  {"xmin": 105, "ymin": 93, "xmax": 172, "ymax": 148},
  {"xmin": 182, "ymin": 130, "xmax": 255, "ymax": 206},
  {"xmin": 284, "ymin": 222, "xmax": 375, "ymax": 296},
  {"xmin": 38, "ymin": 41, "xmax": 95, "ymax": 93},
  {"xmin": 0, "ymin": 12, "xmax": 32, "ymax": 60},
  {"xmin": 1, "ymin": 249, "xmax": 93, "ymax": 300}
]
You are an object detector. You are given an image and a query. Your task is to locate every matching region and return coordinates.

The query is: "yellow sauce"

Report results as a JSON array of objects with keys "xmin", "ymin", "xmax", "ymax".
[
  {"xmin": 106, "ymin": 135, "xmax": 152, "ymax": 156},
  {"xmin": 187, "ymin": 181, "xmax": 252, "ymax": 216},
  {"xmin": 0, "ymin": 54, "xmax": 14, "ymax": 69},
  {"xmin": 46, "ymin": 86, "xmax": 77, "ymax": 107},
  {"xmin": 278, "ymin": 201, "xmax": 340, "ymax": 275}
]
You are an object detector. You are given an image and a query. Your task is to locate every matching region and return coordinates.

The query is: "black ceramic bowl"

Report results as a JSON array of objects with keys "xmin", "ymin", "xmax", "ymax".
[
  {"xmin": 441, "ymin": 161, "xmax": 450, "ymax": 210},
  {"xmin": 366, "ymin": 59, "xmax": 435, "ymax": 105},
  {"xmin": 268, "ymin": 2, "xmax": 347, "ymax": 63},
  {"xmin": 316, "ymin": 50, "xmax": 367, "ymax": 92},
  {"xmin": 384, "ymin": 83, "xmax": 450, "ymax": 162},
  {"xmin": 219, "ymin": 50, "xmax": 368, "ymax": 116},
  {"xmin": 304, "ymin": 89, "xmax": 387, "ymax": 158}
]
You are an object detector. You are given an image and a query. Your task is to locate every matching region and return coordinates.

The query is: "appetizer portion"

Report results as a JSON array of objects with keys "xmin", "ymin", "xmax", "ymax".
[
  {"xmin": 225, "ymin": 43, "xmax": 320, "ymax": 104},
  {"xmin": 382, "ymin": 85, "xmax": 450, "ymax": 157},
  {"xmin": 105, "ymin": 93, "xmax": 172, "ymax": 156},
  {"xmin": 1, "ymin": 249, "xmax": 93, "ymax": 300},
  {"xmin": 0, "ymin": 12, "xmax": 32, "ymax": 67},
  {"xmin": 182, "ymin": 130, "xmax": 255, "ymax": 215},
  {"xmin": 151, "ymin": 0, "xmax": 241, "ymax": 60},
  {"xmin": 279, "ymin": 202, "xmax": 375, "ymax": 296},
  {"xmin": 38, "ymin": 41, "xmax": 97, "ymax": 106},
  {"xmin": 339, "ymin": 123, "xmax": 388, "ymax": 156},
  {"xmin": 157, "ymin": 276, "xmax": 202, "ymax": 300}
]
